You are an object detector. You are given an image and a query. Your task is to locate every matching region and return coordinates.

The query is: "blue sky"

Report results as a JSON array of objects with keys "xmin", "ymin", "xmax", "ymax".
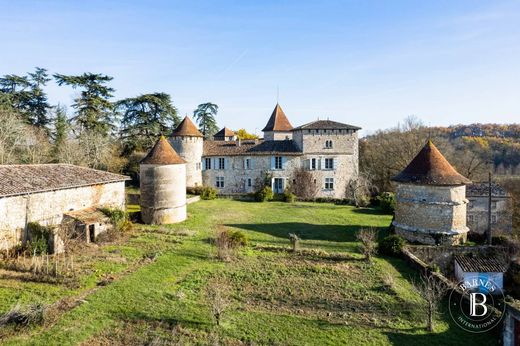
[{"xmin": 1, "ymin": 0, "xmax": 519, "ymax": 135}]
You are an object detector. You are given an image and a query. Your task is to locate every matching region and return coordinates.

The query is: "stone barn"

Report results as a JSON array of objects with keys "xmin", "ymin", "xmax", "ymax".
[
  {"xmin": 391, "ymin": 140, "xmax": 471, "ymax": 245},
  {"xmin": 0, "ymin": 164, "xmax": 128, "ymax": 252}
]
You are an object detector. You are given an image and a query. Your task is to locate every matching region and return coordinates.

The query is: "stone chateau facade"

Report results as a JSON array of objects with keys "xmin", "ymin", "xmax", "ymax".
[{"xmin": 169, "ymin": 104, "xmax": 361, "ymax": 199}]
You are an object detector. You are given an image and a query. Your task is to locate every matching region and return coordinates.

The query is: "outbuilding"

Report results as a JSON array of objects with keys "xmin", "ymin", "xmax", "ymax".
[{"xmin": 454, "ymin": 254, "xmax": 507, "ymax": 293}]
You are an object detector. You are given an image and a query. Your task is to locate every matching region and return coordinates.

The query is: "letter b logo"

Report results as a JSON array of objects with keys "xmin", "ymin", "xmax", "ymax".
[{"xmin": 469, "ymin": 293, "xmax": 487, "ymax": 317}]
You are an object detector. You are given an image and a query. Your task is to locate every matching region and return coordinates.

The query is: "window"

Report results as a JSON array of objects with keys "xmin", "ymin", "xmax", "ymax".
[
  {"xmin": 325, "ymin": 140, "xmax": 333, "ymax": 149},
  {"xmin": 491, "ymin": 201, "xmax": 498, "ymax": 210},
  {"xmin": 325, "ymin": 158, "xmax": 334, "ymax": 170},
  {"xmin": 216, "ymin": 176, "xmax": 225, "ymax": 188},
  {"xmin": 205, "ymin": 158, "xmax": 212, "ymax": 170},
  {"xmin": 275, "ymin": 156, "xmax": 282, "ymax": 169},
  {"xmin": 311, "ymin": 158, "xmax": 317, "ymax": 170},
  {"xmin": 245, "ymin": 158, "xmax": 251, "ymax": 170},
  {"xmin": 218, "ymin": 157, "xmax": 225, "ymax": 170},
  {"xmin": 492, "ymin": 214, "xmax": 497, "ymax": 224},
  {"xmin": 247, "ymin": 178, "xmax": 252, "ymax": 187},
  {"xmin": 325, "ymin": 178, "xmax": 334, "ymax": 190},
  {"xmin": 468, "ymin": 214, "xmax": 474, "ymax": 222}
]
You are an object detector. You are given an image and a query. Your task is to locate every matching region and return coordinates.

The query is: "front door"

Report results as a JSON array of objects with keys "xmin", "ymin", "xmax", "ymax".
[{"xmin": 273, "ymin": 178, "xmax": 284, "ymax": 194}]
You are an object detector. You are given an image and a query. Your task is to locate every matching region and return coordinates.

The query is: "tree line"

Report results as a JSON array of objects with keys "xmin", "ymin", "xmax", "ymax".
[{"xmin": 0, "ymin": 68, "xmax": 221, "ymax": 174}]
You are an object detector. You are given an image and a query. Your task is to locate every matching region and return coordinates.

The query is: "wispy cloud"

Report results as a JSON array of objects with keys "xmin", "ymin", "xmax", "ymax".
[{"xmin": 216, "ymin": 49, "xmax": 248, "ymax": 80}]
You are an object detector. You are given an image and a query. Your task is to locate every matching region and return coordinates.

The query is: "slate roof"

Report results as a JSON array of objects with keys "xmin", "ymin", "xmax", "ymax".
[
  {"xmin": 262, "ymin": 104, "xmax": 293, "ymax": 132},
  {"xmin": 292, "ymin": 119, "xmax": 361, "ymax": 131},
  {"xmin": 391, "ymin": 140, "xmax": 471, "ymax": 186},
  {"xmin": 467, "ymin": 182, "xmax": 510, "ymax": 197},
  {"xmin": 171, "ymin": 116, "xmax": 203, "ymax": 137},
  {"xmin": 141, "ymin": 136, "xmax": 186, "ymax": 165},
  {"xmin": 203, "ymin": 139, "xmax": 301, "ymax": 156},
  {"xmin": 455, "ymin": 254, "xmax": 508, "ymax": 273},
  {"xmin": 0, "ymin": 164, "xmax": 129, "ymax": 198},
  {"xmin": 214, "ymin": 127, "xmax": 235, "ymax": 138}
]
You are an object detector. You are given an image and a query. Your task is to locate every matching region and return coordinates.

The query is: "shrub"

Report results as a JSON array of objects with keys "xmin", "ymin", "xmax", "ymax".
[
  {"xmin": 229, "ymin": 230, "xmax": 248, "ymax": 247},
  {"xmin": 377, "ymin": 192, "xmax": 396, "ymax": 214},
  {"xmin": 283, "ymin": 189, "xmax": 296, "ymax": 203},
  {"xmin": 26, "ymin": 222, "xmax": 51, "ymax": 255},
  {"xmin": 356, "ymin": 228, "xmax": 377, "ymax": 262},
  {"xmin": 214, "ymin": 229, "xmax": 247, "ymax": 261},
  {"xmin": 100, "ymin": 208, "xmax": 132, "ymax": 232},
  {"xmin": 200, "ymin": 186, "xmax": 218, "ymax": 200},
  {"xmin": 187, "ymin": 186, "xmax": 203, "ymax": 195},
  {"xmin": 378, "ymin": 234, "xmax": 406, "ymax": 256},
  {"xmin": 255, "ymin": 186, "xmax": 273, "ymax": 202},
  {"xmin": 288, "ymin": 233, "xmax": 300, "ymax": 252},
  {"xmin": 0, "ymin": 303, "xmax": 45, "ymax": 327}
]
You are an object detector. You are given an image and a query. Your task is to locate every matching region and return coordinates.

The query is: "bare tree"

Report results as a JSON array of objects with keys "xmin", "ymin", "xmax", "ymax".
[
  {"xmin": 290, "ymin": 168, "xmax": 320, "ymax": 200},
  {"xmin": 205, "ymin": 276, "xmax": 231, "ymax": 326},
  {"xmin": 356, "ymin": 228, "xmax": 377, "ymax": 262},
  {"xmin": 0, "ymin": 108, "xmax": 28, "ymax": 164},
  {"xmin": 413, "ymin": 273, "xmax": 446, "ymax": 332},
  {"xmin": 346, "ymin": 173, "xmax": 377, "ymax": 207}
]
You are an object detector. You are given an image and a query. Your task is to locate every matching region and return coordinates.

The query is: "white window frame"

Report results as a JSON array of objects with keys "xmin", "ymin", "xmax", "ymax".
[
  {"xmin": 325, "ymin": 158, "xmax": 334, "ymax": 170},
  {"xmin": 216, "ymin": 176, "xmax": 225, "ymax": 188},
  {"xmin": 311, "ymin": 158, "xmax": 317, "ymax": 170},
  {"xmin": 218, "ymin": 157, "xmax": 225, "ymax": 170},
  {"xmin": 275, "ymin": 156, "xmax": 283, "ymax": 170},
  {"xmin": 205, "ymin": 158, "xmax": 212, "ymax": 170},
  {"xmin": 325, "ymin": 177, "xmax": 334, "ymax": 190}
]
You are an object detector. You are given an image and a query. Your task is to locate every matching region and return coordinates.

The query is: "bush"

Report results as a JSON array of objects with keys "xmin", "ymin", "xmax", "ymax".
[
  {"xmin": 377, "ymin": 192, "xmax": 396, "ymax": 214},
  {"xmin": 229, "ymin": 230, "xmax": 248, "ymax": 247},
  {"xmin": 26, "ymin": 222, "xmax": 51, "ymax": 255},
  {"xmin": 255, "ymin": 186, "xmax": 273, "ymax": 202},
  {"xmin": 187, "ymin": 186, "xmax": 204, "ymax": 195},
  {"xmin": 378, "ymin": 235, "xmax": 406, "ymax": 256},
  {"xmin": 200, "ymin": 186, "xmax": 218, "ymax": 200},
  {"xmin": 100, "ymin": 208, "xmax": 132, "ymax": 232},
  {"xmin": 288, "ymin": 233, "xmax": 300, "ymax": 252},
  {"xmin": 0, "ymin": 303, "xmax": 45, "ymax": 327},
  {"xmin": 356, "ymin": 228, "xmax": 377, "ymax": 262},
  {"xmin": 283, "ymin": 189, "xmax": 296, "ymax": 203},
  {"xmin": 214, "ymin": 229, "xmax": 248, "ymax": 261}
]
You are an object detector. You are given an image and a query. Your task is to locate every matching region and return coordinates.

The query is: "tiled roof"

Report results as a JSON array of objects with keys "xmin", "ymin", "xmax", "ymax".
[
  {"xmin": 203, "ymin": 139, "xmax": 301, "ymax": 156},
  {"xmin": 391, "ymin": 140, "xmax": 471, "ymax": 185},
  {"xmin": 214, "ymin": 127, "xmax": 235, "ymax": 137},
  {"xmin": 262, "ymin": 104, "xmax": 293, "ymax": 132},
  {"xmin": 141, "ymin": 136, "xmax": 186, "ymax": 165},
  {"xmin": 292, "ymin": 120, "xmax": 361, "ymax": 131},
  {"xmin": 467, "ymin": 182, "xmax": 510, "ymax": 197},
  {"xmin": 0, "ymin": 164, "xmax": 129, "ymax": 198},
  {"xmin": 455, "ymin": 254, "xmax": 507, "ymax": 273},
  {"xmin": 172, "ymin": 116, "xmax": 203, "ymax": 137}
]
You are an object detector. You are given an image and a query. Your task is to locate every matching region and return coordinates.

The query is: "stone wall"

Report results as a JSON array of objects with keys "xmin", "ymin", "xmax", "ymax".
[
  {"xmin": 170, "ymin": 136, "xmax": 203, "ymax": 187},
  {"xmin": 467, "ymin": 195, "xmax": 513, "ymax": 234},
  {"xmin": 263, "ymin": 131, "xmax": 292, "ymax": 141},
  {"xmin": 0, "ymin": 182, "xmax": 125, "ymax": 250},
  {"xmin": 292, "ymin": 129, "xmax": 358, "ymax": 155},
  {"xmin": 394, "ymin": 184, "xmax": 469, "ymax": 245}
]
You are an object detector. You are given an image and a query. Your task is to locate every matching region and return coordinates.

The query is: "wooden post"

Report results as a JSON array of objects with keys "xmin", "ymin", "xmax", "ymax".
[{"xmin": 487, "ymin": 172, "xmax": 492, "ymax": 245}]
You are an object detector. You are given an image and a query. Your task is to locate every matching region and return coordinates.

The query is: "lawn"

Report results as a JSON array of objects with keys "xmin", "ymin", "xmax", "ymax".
[{"xmin": 0, "ymin": 200, "xmax": 498, "ymax": 345}]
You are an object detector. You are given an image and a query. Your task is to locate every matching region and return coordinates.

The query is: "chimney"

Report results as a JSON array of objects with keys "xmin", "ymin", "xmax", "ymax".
[{"xmin": 238, "ymin": 138, "xmax": 242, "ymax": 146}]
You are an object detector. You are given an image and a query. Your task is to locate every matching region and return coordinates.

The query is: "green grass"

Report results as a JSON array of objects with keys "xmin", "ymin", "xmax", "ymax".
[{"xmin": 0, "ymin": 200, "xmax": 498, "ymax": 345}]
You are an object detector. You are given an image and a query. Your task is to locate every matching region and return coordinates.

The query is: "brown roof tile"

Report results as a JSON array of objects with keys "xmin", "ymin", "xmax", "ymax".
[
  {"xmin": 391, "ymin": 140, "xmax": 471, "ymax": 185},
  {"xmin": 214, "ymin": 127, "xmax": 235, "ymax": 137},
  {"xmin": 292, "ymin": 119, "xmax": 361, "ymax": 131},
  {"xmin": 262, "ymin": 104, "xmax": 293, "ymax": 132},
  {"xmin": 203, "ymin": 140, "xmax": 301, "ymax": 156},
  {"xmin": 141, "ymin": 136, "xmax": 186, "ymax": 165},
  {"xmin": 0, "ymin": 164, "xmax": 129, "ymax": 198},
  {"xmin": 171, "ymin": 116, "xmax": 203, "ymax": 137}
]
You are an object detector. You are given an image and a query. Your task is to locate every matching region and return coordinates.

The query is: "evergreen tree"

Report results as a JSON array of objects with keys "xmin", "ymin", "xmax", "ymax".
[
  {"xmin": 193, "ymin": 102, "xmax": 219, "ymax": 139},
  {"xmin": 52, "ymin": 104, "xmax": 68, "ymax": 159},
  {"xmin": 116, "ymin": 93, "xmax": 180, "ymax": 152},
  {"xmin": 54, "ymin": 73, "xmax": 115, "ymax": 135},
  {"xmin": 0, "ymin": 74, "xmax": 32, "ymax": 118},
  {"xmin": 27, "ymin": 67, "xmax": 51, "ymax": 130}
]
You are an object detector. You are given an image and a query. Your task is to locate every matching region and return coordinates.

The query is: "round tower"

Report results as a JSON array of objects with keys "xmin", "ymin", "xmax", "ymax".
[
  {"xmin": 140, "ymin": 136, "xmax": 187, "ymax": 224},
  {"xmin": 170, "ymin": 116, "xmax": 204, "ymax": 188},
  {"xmin": 391, "ymin": 140, "xmax": 471, "ymax": 246}
]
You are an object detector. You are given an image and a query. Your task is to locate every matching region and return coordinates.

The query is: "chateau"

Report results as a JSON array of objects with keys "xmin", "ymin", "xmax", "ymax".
[{"xmin": 170, "ymin": 104, "xmax": 361, "ymax": 199}]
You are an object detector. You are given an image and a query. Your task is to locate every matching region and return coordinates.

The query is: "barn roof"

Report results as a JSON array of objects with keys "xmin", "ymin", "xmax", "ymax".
[
  {"xmin": 214, "ymin": 127, "xmax": 235, "ymax": 138},
  {"xmin": 171, "ymin": 116, "xmax": 203, "ymax": 137},
  {"xmin": 292, "ymin": 119, "xmax": 361, "ymax": 131},
  {"xmin": 0, "ymin": 164, "xmax": 129, "ymax": 198},
  {"xmin": 467, "ymin": 182, "xmax": 510, "ymax": 197},
  {"xmin": 391, "ymin": 140, "xmax": 471, "ymax": 186},
  {"xmin": 455, "ymin": 254, "xmax": 508, "ymax": 273},
  {"xmin": 141, "ymin": 136, "xmax": 186, "ymax": 165},
  {"xmin": 262, "ymin": 104, "xmax": 293, "ymax": 132},
  {"xmin": 203, "ymin": 139, "xmax": 301, "ymax": 156}
]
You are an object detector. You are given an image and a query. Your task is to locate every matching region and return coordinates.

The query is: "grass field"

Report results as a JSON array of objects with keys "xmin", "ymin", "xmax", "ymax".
[{"xmin": 0, "ymin": 199, "xmax": 499, "ymax": 345}]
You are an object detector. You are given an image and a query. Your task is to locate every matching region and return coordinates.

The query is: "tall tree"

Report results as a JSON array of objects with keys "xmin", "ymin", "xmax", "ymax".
[
  {"xmin": 193, "ymin": 102, "xmax": 219, "ymax": 139},
  {"xmin": 0, "ymin": 74, "xmax": 32, "ymax": 118},
  {"xmin": 27, "ymin": 67, "xmax": 52, "ymax": 130},
  {"xmin": 116, "ymin": 93, "xmax": 180, "ymax": 152},
  {"xmin": 52, "ymin": 104, "xmax": 69, "ymax": 160},
  {"xmin": 54, "ymin": 73, "xmax": 115, "ymax": 135}
]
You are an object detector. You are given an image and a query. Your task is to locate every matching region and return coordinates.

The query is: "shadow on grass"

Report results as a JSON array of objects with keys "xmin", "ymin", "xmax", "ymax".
[{"xmin": 226, "ymin": 222, "xmax": 389, "ymax": 242}]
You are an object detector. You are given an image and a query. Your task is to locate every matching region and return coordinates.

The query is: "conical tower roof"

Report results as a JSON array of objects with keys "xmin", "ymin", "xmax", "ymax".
[
  {"xmin": 214, "ymin": 127, "xmax": 235, "ymax": 137},
  {"xmin": 391, "ymin": 140, "xmax": 471, "ymax": 185},
  {"xmin": 141, "ymin": 136, "xmax": 186, "ymax": 165},
  {"xmin": 262, "ymin": 103, "xmax": 293, "ymax": 132},
  {"xmin": 171, "ymin": 116, "xmax": 203, "ymax": 137}
]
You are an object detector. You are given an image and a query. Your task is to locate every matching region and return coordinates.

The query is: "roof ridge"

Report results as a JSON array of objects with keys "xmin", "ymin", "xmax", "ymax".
[
  {"xmin": 172, "ymin": 116, "xmax": 203, "ymax": 137},
  {"xmin": 262, "ymin": 104, "xmax": 293, "ymax": 132},
  {"xmin": 141, "ymin": 137, "xmax": 186, "ymax": 165}
]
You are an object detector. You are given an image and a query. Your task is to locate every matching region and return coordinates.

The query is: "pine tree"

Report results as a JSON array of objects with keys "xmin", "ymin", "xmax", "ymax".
[
  {"xmin": 193, "ymin": 102, "xmax": 219, "ymax": 139},
  {"xmin": 52, "ymin": 104, "xmax": 68, "ymax": 160},
  {"xmin": 27, "ymin": 67, "xmax": 52, "ymax": 130}
]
